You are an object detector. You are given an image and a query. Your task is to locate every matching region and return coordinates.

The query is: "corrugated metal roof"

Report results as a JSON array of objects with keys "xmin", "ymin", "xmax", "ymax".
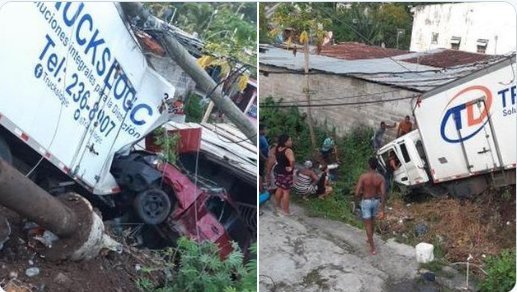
[
  {"xmin": 402, "ymin": 49, "xmax": 492, "ymax": 68},
  {"xmin": 165, "ymin": 122, "xmax": 257, "ymax": 185},
  {"xmin": 260, "ymin": 47, "xmax": 509, "ymax": 92},
  {"xmin": 260, "ymin": 47, "xmax": 437, "ymax": 74},
  {"xmin": 320, "ymin": 42, "xmax": 409, "ymax": 60}
]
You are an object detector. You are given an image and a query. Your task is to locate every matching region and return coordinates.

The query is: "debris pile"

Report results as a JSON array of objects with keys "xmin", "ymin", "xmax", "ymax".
[{"xmin": 380, "ymin": 194, "xmax": 515, "ymax": 266}]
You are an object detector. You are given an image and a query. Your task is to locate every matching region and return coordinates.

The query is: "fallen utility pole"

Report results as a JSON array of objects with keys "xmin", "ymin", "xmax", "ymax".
[
  {"xmin": 0, "ymin": 159, "xmax": 119, "ymax": 260},
  {"xmin": 0, "ymin": 160, "xmax": 77, "ymax": 237},
  {"xmin": 120, "ymin": 2, "xmax": 257, "ymax": 143}
]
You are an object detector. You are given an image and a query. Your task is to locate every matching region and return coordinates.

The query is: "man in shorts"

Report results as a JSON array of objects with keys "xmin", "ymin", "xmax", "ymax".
[{"xmin": 355, "ymin": 157, "xmax": 386, "ymax": 255}]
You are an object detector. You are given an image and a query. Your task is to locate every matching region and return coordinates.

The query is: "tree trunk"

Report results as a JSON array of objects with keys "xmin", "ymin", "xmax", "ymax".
[
  {"xmin": 120, "ymin": 3, "xmax": 256, "ymax": 143},
  {"xmin": 303, "ymin": 41, "xmax": 317, "ymax": 150}
]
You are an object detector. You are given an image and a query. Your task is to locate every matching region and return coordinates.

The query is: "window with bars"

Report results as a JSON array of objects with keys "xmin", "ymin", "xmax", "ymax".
[
  {"xmin": 450, "ymin": 36, "xmax": 461, "ymax": 50},
  {"xmin": 477, "ymin": 39, "xmax": 489, "ymax": 54}
]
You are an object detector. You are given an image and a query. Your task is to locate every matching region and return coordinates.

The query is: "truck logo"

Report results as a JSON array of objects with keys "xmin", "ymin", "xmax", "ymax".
[{"xmin": 440, "ymin": 85, "xmax": 493, "ymax": 143}]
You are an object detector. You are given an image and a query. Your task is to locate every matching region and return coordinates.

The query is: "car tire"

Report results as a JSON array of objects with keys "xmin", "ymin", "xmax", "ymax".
[
  {"xmin": 134, "ymin": 188, "xmax": 172, "ymax": 225},
  {"xmin": 0, "ymin": 136, "xmax": 12, "ymax": 165}
]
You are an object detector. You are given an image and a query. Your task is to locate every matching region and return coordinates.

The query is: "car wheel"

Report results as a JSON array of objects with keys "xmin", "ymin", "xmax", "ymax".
[
  {"xmin": 134, "ymin": 188, "xmax": 171, "ymax": 225},
  {"xmin": 0, "ymin": 136, "xmax": 12, "ymax": 165}
]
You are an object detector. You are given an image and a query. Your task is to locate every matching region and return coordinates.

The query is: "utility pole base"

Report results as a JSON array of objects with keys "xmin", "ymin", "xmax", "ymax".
[{"xmin": 44, "ymin": 193, "xmax": 118, "ymax": 261}]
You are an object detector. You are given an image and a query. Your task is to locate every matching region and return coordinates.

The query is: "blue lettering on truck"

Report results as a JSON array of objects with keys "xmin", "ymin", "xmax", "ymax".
[
  {"xmin": 34, "ymin": 2, "xmax": 155, "ymax": 133},
  {"xmin": 498, "ymin": 85, "xmax": 517, "ymax": 117}
]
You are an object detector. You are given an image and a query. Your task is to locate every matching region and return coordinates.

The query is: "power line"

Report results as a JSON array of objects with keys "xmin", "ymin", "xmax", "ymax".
[
  {"xmin": 268, "ymin": 89, "xmax": 402, "ymax": 104},
  {"xmin": 260, "ymin": 94, "xmax": 419, "ymax": 108}
]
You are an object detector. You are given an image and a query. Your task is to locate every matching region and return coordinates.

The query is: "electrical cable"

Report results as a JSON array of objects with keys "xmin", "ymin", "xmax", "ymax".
[
  {"xmin": 193, "ymin": 137, "xmax": 201, "ymax": 240},
  {"xmin": 261, "ymin": 94, "xmax": 419, "ymax": 108},
  {"xmin": 264, "ymin": 89, "xmax": 402, "ymax": 104},
  {"xmin": 25, "ymin": 10, "xmax": 80, "ymax": 177}
]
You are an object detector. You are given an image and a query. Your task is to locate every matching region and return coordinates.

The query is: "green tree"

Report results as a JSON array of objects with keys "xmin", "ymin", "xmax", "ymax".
[
  {"xmin": 259, "ymin": 3, "xmax": 270, "ymax": 43},
  {"xmin": 313, "ymin": 3, "xmax": 413, "ymax": 49},
  {"xmin": 146, "ymin": 3, "xmax": 256, "ymax": 75}
]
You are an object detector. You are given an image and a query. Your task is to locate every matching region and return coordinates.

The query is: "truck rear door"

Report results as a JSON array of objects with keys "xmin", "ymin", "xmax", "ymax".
[{"xmin": 456, "ymin": 98, "xmax": 501, "ymax": 173}]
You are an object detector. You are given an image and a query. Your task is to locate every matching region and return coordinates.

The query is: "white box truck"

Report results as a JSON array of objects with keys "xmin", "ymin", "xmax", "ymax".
[
  {"xmin": 377, "ymin": 56, "xmax": 516, "ymax": 198},
  {"xmin": 0, "ymin": 2, "xmax": 175, "ymax": 194},
  {"xmin": 0, "ymin": 3, "xmax": 254, "ymax": 256}
]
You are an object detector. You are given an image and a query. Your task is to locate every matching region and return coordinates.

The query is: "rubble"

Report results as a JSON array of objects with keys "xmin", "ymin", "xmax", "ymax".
[
  {"xmin": 24, "ymin": 268, "xmax": 39, "ymax": 278},
  {"xmin": 415, "ymin": 223, "xmax": 429, "ymax": 237},
  {"xmin": 53, "ymin": 273, "xmax": 72, "ymax": 286}
]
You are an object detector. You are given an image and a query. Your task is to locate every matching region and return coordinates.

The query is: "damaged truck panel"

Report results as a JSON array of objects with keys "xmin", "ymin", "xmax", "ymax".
[{"xmin": 0, "ymin": 2, "xmax": 175, "ymax": 194}]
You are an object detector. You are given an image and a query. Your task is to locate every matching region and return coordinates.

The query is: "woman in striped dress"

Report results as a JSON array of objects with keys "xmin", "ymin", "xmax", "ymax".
[{"xmin": 293, "ymin": 161, "xmax": 319, "ymax": 200}]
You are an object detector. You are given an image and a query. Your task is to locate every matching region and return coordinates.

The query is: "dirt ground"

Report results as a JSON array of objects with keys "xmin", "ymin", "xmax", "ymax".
[
  {"xmin": 379, "ymin": 189, "xmax": 516, "ymax": 267},
  {"xmin": 0, "ymin": 206, "xmax": 162, "ymax": 292}
]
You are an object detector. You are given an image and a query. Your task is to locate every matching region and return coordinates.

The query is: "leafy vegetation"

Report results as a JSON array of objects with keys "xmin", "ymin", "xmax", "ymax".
[
  {"xmin": 136, "ymin": 237, "xmax": 257, "ymax": 292},
  {"xmin": 146, "ymin": 2, "xmax": 256, "ymax": 87},
  {"xmin": 153, "ymin": 127, "xmax": 180, "ymax": 165},
  {"xmin": 269, "ymin": 3, "xmax": 331, "ymax": 49},
  {"xmin": 261, "ymin": 96, "xmax": 372, "ymax": 227},
  {"xmin": 259, "ymin": 3, "xmax": 270, "ymax": 43},
  {"xmin": 263, "ymin": 3, "xmax": 414, "ymax": 49},
  {"xmin": 184, "ymin": 94, "xmax": 205, "ymax": 123},
  {"xmin": 479, "ymin": 249, "xmax": 516, "ymax": 292},
  {"xmin": 260, "ymin": 96, "xmax": 325, "ymax": 160}
]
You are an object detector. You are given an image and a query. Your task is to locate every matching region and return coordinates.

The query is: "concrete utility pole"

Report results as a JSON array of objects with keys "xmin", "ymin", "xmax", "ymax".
[
  {"xmin": 0, "ymin": 159, "xmax": 118, "ymax": 261},
  {"xmin": 120, "ymin": 3, "xmax": 257, "ymax": 143},
  {"xmin": 303, "ymin": 42, "xmax": 317, "ymax": 150}
]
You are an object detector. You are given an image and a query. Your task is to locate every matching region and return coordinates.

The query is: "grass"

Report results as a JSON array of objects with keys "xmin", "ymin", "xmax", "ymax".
[
  {"xmin": 262, "ymin": 97, "xmax": 373, "ymax": 229},
  {"xmin": 261, "ymin": 97, "xmax": 515, "ymax": 286},
  {"xmin": 420, "ymin": 261, "xmax": 446, "ymax": 273},
  {"xmin": 294, "ymin": 192, "xmax": 363, "ymax": 229}
]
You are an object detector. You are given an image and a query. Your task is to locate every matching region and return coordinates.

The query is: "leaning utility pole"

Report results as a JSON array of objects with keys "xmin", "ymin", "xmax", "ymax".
[
  {"xmin": 120, "ymin": 3, "xmax": 256, "ymax": 143},
  {"xmin": 303, "ymin": 41, "xmax": 317, "ymax": 150}
]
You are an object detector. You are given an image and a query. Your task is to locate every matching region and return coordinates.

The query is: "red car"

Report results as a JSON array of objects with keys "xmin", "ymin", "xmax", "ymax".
[{"xmin": 111, "ymin": 151, "xmax": 251, "ymax": 257}]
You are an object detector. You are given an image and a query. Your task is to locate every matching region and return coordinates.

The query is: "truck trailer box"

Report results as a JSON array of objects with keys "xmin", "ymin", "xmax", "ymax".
[
  {"xmin": 0, "ymin": 2, "xmax": 175, "ymax": 194},
  {"xmin": 414, "ymin": 57, "xmax": 516, "ymax": 183}
]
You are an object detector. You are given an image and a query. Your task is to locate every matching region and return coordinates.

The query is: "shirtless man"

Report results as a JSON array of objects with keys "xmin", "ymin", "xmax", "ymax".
[{"xmin": 355, "ymin": 157, "xmax": 386, "ymax": 255}]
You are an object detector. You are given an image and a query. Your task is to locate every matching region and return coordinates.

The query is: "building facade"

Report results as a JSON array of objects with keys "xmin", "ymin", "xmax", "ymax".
[{"xmin": 410, "ymin": 3, "xmax": 516, "ymax": 55}]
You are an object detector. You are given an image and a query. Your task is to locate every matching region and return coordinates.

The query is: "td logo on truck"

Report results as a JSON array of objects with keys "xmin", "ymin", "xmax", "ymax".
[{"xmin": 440, "ymin": 85, "xmax": 493, "ymax": 143}]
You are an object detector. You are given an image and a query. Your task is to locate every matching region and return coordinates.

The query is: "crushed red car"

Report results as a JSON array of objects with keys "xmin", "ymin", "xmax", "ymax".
[{"xmin": 110, "ymin": 151, "xmax": 252, "ymax": 258}]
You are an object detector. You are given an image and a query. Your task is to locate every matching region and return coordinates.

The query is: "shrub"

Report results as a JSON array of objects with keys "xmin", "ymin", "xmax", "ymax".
[
  {"xmin": 262, "ymin": 97, "xmax": 374, "ymax": 227},
  {"xmin": 137, "ymin": 237, "xmax": 256, "ymax": 292},
  {"xmin": 153, "ymin": 127, "xmax": 180, "ymax": 165},
  {"xmin": 479, "ymin": 249, "xmax": 516, "ymax": 292},
  {"xmin": 184, "ymin": 94, "xmax": 205, "ymax": 123}
]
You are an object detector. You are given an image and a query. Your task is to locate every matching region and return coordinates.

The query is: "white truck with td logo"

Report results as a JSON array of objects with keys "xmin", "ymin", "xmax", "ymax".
[{"xmin": 377, "ymin": 56, "xmax": 516, "ymax": 198}]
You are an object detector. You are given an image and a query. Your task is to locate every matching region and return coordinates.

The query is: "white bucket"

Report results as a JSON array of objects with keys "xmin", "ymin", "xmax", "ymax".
[{"xmin": 415, "ymin": 242, "xmax": 435, "ymax": 263}]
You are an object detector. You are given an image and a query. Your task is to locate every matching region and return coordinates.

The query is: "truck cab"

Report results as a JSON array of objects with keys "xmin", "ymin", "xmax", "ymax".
[{"xmin": 376, "ymin": 130, "xmax": 430, "ymax": 187}]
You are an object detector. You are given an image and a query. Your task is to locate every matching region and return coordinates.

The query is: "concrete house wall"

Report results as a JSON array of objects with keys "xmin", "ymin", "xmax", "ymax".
[{"xmin": 260, "ymin": 66, "xmax": 417, "ymax": 142}]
